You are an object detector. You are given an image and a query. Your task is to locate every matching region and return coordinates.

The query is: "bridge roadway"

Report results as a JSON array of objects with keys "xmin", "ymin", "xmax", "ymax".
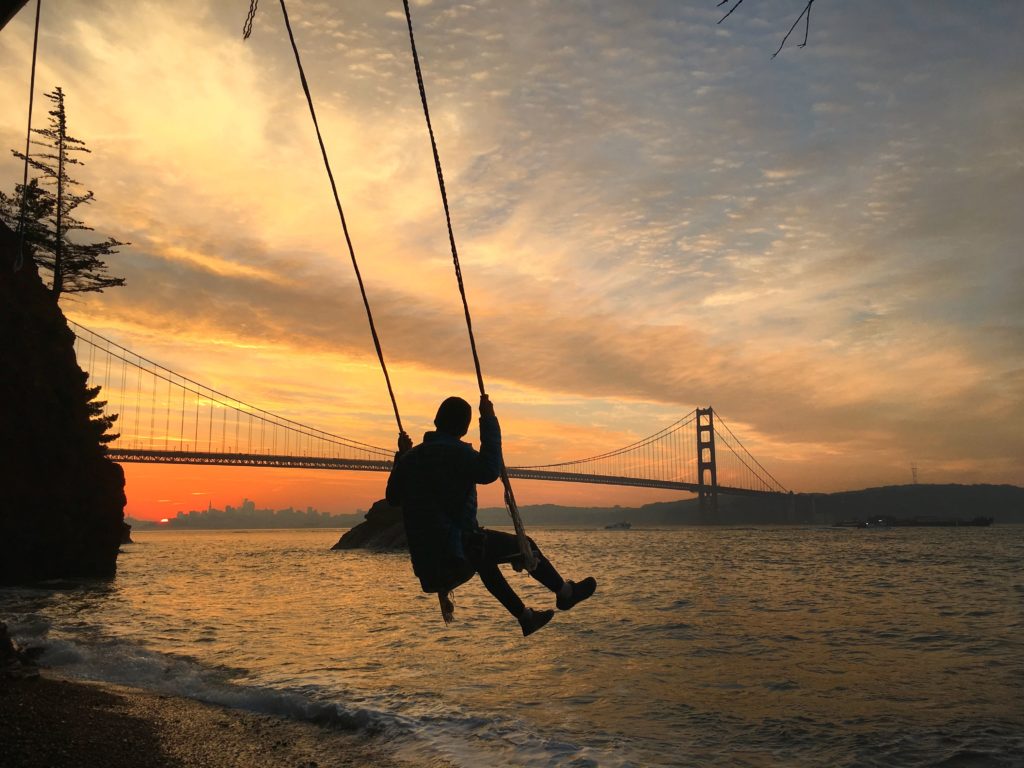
[{"xmin": 108, "ymin": 448, "xmax": 782, "ymax": 498}]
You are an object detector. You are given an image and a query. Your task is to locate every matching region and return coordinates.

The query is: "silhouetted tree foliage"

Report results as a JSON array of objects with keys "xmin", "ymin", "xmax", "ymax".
[
  {"xmin": 84, "ymin": 378, "xmax": 120, "ymax": 446},
  {"xmin": 0, "ymin": 87, "xmax": 127, "ymax": 300},
  {"xmin": 0, "ymin": 177, "xmax": 50, "ymax": 251}
]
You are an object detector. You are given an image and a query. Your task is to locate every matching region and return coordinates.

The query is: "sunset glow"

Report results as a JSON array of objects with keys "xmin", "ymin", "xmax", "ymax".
[{"xmin": 2, "ymin": 2, "xmax": 1020, "ymax": 519}]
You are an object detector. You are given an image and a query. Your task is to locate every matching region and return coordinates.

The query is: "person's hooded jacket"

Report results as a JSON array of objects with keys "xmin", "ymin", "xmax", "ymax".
[{"xmin": 386, "ymin": 411, "xmax": 502, "ymax": 592}]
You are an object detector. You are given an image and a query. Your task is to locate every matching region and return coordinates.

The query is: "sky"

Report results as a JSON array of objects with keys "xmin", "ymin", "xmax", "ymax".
[{"xmin": 1, "ymin": 1, "xmax": 1022, "ymax": 519}]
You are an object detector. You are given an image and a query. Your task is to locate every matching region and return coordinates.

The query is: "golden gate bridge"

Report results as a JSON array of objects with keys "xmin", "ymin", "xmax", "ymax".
[{"xmin": 71, "ymin": 321, "xmax": 788, "ymax": 512}]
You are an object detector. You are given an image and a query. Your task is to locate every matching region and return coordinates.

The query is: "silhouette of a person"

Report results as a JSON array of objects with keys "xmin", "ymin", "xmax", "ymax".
[{"xmin": 386, "ymin": 394, "xmax": 596, "ymax": 636}]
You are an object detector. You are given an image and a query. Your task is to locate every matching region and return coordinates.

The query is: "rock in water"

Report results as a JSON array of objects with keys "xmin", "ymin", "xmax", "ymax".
[
  {"xmin": 0, "ymin": 622, "xmax": 16, "ymax": 663},
  {"xmin": 0, "ymin": 221, "xmax": 127, "ymax": 584},
  {"xmin": 331, "ymin": 499, "xmax": 406, "ymax": 550}
]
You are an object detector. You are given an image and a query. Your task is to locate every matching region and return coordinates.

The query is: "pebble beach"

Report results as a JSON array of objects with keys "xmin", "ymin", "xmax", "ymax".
[{"xmin": 0, "ymin": 673, "xmax": 431, "ymax": 768}]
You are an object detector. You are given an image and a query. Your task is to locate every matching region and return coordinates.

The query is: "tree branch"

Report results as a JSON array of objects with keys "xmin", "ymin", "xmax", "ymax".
[
  {"xmin": 717, "ymin": 0, "xmax": 746, "ymax": 25},
  {"xmin": 772, "ymin": 0, "xmax": 816, "ymax": 58},
  {"xmin": 716, "ymin": 0, "xmax": 819, "ymax": 57}
]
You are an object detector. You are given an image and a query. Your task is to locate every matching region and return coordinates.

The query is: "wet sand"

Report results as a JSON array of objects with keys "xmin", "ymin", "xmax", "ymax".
[{"xmin": 0, "ymin": 673, "xmax": 438, "ymax": 768}]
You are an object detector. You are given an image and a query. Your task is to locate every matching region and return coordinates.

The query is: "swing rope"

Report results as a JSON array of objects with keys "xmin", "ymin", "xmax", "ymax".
[
  {"xmin": 14, "ymin": 0, "xmax": 42, "ymax": 273},
  {"xmin": 245, "ymin": 0, "xmax": 453, "ymax": 621},
  {"xmin": 243, "ymin": 0, "xmax": 538, "ymax": 621},
  {"xmin": 401, "ymin": 0, "xmax": 537, "ymax": 573},
  {"xmin": 259, "ymin": 0, "xmax": 406, "ymax": 438}
]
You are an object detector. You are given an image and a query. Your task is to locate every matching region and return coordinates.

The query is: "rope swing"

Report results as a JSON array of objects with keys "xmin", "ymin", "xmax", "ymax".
[
  {"xmin": 400, "ymin": 0, "xmax": 537, "ymax": 573},
  {"xmin": 247, "ymin": 0, "xmax": 406, "ymax": 439},
  {"xmin": 244, "ymin": 0, "xmax": 537, "ymax": 594}
]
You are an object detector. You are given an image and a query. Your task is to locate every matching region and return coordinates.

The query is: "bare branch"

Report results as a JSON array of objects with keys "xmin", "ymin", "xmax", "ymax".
[
  {"xmin": 717, "ymin": 0, "xmax": 746, "ymax": 24},
  {"xmin": 799, "ymin": 0, "xmax": 813, "ymax": 47},
  {"xmin": 715, "ymin": 1, "xmax": 819, "ymax": 56},
  {"xmin": 771, "ymin": 0, "xmax": 816, "ymax": 58}
]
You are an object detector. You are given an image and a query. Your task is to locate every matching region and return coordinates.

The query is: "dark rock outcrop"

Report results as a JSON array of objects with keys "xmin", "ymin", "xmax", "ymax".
[
  {"xmin": 1, "ymin": 621, "xmax": 39, "ymax": 678},
  {"xmin": 331, "ymin": 499, "xmax": 407, "ymax": 550},
  {"xmin": 0, "ymin": 221, "xmax": 127, "ymax": 584},
  {"xmin": 0, "ymin": 622, "xmax": 16, "ymax": 664}
]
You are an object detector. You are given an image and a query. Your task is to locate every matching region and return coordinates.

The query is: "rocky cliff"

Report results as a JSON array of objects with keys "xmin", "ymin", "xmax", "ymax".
[
  {"xmin": 0, "ymin": 221, "xmax": 126, "ymax": 583},
  {"xmin": 331, "ymin": 499, "xmax": 406, "ymax": 550}
]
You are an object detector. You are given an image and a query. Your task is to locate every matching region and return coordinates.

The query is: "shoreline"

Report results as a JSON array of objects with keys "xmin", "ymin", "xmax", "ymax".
[{"xmin": 0, "ymin": 671, "xmax": 434, "ymax": 768}]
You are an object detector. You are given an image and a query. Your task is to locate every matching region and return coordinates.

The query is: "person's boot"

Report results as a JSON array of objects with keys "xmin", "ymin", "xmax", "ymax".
[
  {"xmin": 556, "ymin": 577, "xmax": 597, "ymax": 611},
  {"xmin": 518, "ymin": 607, "xmax": 554, "ymax": 637}
]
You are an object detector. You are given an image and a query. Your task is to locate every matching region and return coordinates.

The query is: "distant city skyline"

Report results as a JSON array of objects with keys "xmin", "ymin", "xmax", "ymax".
[
  {"xmin": 2, "ymin": 1, "xmax": 1021, "ymax": 519},
  {"xmin": 127, "ymin": 497, "xmax": 363, "ymax": 528}
]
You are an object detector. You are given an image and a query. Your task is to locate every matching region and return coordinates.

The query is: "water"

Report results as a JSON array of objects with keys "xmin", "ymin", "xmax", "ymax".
[{"xmin": 2, "ymin": 526, "xmax": 1023, "ymax": 767}]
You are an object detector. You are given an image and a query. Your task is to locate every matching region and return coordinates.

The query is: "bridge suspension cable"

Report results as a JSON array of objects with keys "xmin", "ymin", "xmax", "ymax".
[
  {"xmin": 514, "ymin": 408, "xmax": 787, "ymax": 494},
  {"xmin": 712, "ymin": 412, "xmax": 788, "ymax": 494},
  {"xmin": 70, "ymin": 321, "xmax": 786, "ymax": 496},
  {"xmin": 70, "ymin": 320, "xmax": 393, "ymax": 466},
  {"xmin": 514, "ymin": 410, "xmax": 699, "ymax": 483}
]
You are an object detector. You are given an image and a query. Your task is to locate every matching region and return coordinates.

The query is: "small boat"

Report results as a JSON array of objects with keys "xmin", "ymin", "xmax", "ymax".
[{"xmin": 604, "ymin": 521, "xmax": 631, "ymax": 530}]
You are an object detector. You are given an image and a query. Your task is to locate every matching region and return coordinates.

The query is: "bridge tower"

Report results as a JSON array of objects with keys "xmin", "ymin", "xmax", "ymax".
[{"xmin": 696, "ymin": 407, "xmax": 718, "ymax": 518}]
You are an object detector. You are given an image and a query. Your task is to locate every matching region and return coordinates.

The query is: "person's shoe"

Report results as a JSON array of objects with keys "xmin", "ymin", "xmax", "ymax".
[
  {"xmin": 556, "ymin": 577, "xmax": 597, "ymax": 611},
  {"xmin": 519, "ymin": 608, "xmax": 554, "ymax": 637}
]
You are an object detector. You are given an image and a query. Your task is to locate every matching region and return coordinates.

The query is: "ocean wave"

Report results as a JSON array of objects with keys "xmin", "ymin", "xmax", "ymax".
[{"xmin": 7, "ymin": 623, "xmax": 649, "ymax": 768}]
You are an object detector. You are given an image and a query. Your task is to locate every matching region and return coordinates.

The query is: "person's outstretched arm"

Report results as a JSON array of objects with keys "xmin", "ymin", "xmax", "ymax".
[
  {"xmin": 474, "ymin": 394, "xmax": 502, "ymax": 485},
  {"xmin": 385, "ymin": 431, "xmax": 412, "ymax": 505}
]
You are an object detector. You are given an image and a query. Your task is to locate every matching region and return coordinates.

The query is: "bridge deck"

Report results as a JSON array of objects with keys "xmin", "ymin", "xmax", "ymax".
[{"xmin": 108, "ymin": 449, "xmax": 783, "ymax": 498}]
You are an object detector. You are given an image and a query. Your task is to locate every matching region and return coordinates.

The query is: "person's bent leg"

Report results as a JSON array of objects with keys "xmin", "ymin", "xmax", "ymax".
[
  {"xmin": 522, "ymin": 536, "xmax": 596, "ymax": 610},
  {"xmin": 476, "ymin": 563, "xmax": 553, "ymax": 636},
  {"xmin": 473, "ymin": 531, "xmax": 555, "ymax": 636},
  {"xmin": 524, "ymin": 537, "xmax": 566, "ymax": 593},
  {"xmin": 480, "ymin": 529, "xmax": 596, "ymax": 609},
  {"xmin": 481, "ymin": 529, "xmax": 565, "ymax": 592},
  {"xmin": 475, "ymin": 562, "xmax": 524, "ymax": 618}
]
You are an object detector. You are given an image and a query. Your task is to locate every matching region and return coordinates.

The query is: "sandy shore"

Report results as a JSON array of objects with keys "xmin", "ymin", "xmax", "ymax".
[{"xmin": 0, "ymin": 672, "xmax": 443, "ymax": 768}]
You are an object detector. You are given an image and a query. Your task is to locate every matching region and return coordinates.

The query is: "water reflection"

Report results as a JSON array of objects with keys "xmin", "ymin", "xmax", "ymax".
[{"xmin": 1, "ymin": 526, "xmax": 1021, "ymax": 767}]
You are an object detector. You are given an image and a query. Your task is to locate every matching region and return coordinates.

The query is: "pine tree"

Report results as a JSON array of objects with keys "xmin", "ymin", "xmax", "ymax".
[
  {"xmin": 0, "ymin": 178, "xmax": 51, "ymax": 255},
  {"xmin": 0, "ymin": 87, "xmax": 127, "ymax": 300},
  {"xmin": 83, "ymin": 375, "xmax": 120, "ymax": 447}
]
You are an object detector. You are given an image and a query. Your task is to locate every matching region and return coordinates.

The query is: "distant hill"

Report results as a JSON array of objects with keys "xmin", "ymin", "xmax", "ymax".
[
  {"xmin": 126, "ymin": 483, "xmax": 1023, "ymax": 531},
  {"xmin": 803, "ymin": 483, "xmax": 1024, "ymax": 525},
  {"xmin": 479, "ymin": 484, "xmax": 1024, "ymax": 526}
]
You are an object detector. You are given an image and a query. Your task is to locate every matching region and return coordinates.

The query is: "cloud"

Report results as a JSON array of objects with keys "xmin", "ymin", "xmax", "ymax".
[{"xmin": 2, "ymin": 0, "xmax": 1022, "ymax": 495}]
